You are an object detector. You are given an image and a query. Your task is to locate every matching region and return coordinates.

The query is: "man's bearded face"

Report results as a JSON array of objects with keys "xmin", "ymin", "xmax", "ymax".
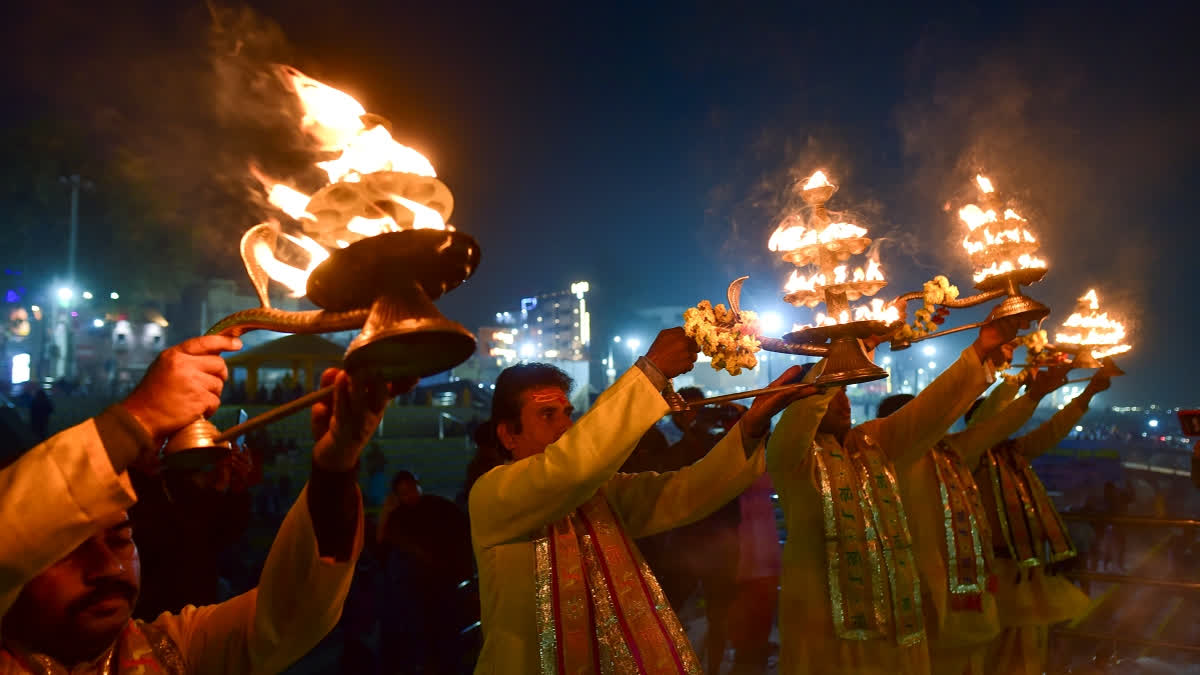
[
  {"xmin": 501, "ymin": 386, "xmax": 575, "ymax": 459},
  {"xmin": 3, "ymin": 512, "xmax": 141, "ymax": 661}
]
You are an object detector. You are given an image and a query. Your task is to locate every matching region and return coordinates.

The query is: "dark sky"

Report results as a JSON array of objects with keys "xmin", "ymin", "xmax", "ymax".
[{"xmin": 3, "ymin": 1, "xmax": 1197, "ymax": 405}]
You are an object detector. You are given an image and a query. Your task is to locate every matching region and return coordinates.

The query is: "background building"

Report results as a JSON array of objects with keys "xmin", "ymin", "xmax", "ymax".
[{"xmin": 453, "ymin": 281, "xmax": 593, "ymax": 411}]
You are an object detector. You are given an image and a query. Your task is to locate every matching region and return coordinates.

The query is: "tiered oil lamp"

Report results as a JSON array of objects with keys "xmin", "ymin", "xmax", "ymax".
[
  {"xmin": 1053, "ymin": 289, "xmax": 1130, "ymax": 370},
  {"xmin": 889, "ymin": 174, "xmax": 1052, "ymax": 350},
  {"xmin": 165, "ymin": 68, "xmax": 479, "ymax": 464},
  {"xmin": 759, "ymin": 171, "xmax": 899, "ymax": 386}
]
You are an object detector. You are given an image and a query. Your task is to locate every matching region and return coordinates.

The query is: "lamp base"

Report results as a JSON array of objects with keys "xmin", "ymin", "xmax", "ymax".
[
  {"xmin": 814, "ymin": 336, "xmax": 890, "ymax": 387},
  {"xmin": 344, "ymin": 280, "xmax": 477, "ymax": 378}
]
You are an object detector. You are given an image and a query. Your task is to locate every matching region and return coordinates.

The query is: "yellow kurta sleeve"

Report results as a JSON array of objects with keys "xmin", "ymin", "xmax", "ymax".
[
  {"xmin": 468, "ymin": 366, "xmax": 669, "ymax": 549},
  {"xmin": 1013, "ymin": 398, "xmax": 1089, "ymax": 459},
  {"xmin": 0, "ymin": 419, "xmax": 136, "ymax": 623},
  {"xmin": 859, "ymin": 345, "xmax": 992, "ymax": 467},
  {"xmin": 968, "ymin": 379, "xmax": 1023, "ymax": 427},
  {"xmin": 153, "ymin": 483, "xmax": 363, "ymax": 674},
  {"xmin": 766, "ymin": 389, "xmax": 836, "ymax": 501},
  {"xmin": 946, "ymin": 392, "xmax": 1040, "ymax": 468},
  {"xmin": 605, "ymin": 420, "xmax": 764, "ymax": 539}
]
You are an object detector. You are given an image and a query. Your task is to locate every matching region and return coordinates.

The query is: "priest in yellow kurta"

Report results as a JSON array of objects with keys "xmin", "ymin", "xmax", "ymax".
[
  {"xmin": 466, "ymin": 327, "xmax": 821, "ymax": 674},
  {"xmin": 975, "ymin": 367, "xmax": 1114, "ymax": 675},
  {"xmin": 880, "ymin": 364, "xmax": 1071, "ymax": 675},
  {"xmin": 767, "ymin": 318, "xmax": 1019, "ymax": 675},
  {"xmin": 0, "ymin": 336, "xmax": 401, "ymax": 674}
]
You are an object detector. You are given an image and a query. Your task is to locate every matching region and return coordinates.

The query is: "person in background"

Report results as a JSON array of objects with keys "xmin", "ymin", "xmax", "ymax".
[
  {"xmin": 378, "ymin": 471, "xmax": 474, "ymax": 674},
  {"xmin": 128, "ymin": 450, "xmax": 255, "ymax": 621},
  {"xmin": 727, "ymin": 470, "xmax": 783, "ymax": 675}
]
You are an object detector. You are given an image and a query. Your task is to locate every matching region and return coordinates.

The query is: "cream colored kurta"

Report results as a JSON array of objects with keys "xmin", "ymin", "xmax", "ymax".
[
  {"xmin": 982, "ymin": 398, "xmax": 1093, "ymax": 628},
  {"xmin": 0, "ymin": 417, "xmax": 363, "ymax": 674},
  {"xmin": 897, "ymin": 385, "xmax": 1038, "ymax": 675},
  {"xmin": 469, "ymin": 367, "xmax": 767, "ymax": 674},
  {"xmin": 770, "ymin": 346, "xmax": 992, "ymax": 675}
]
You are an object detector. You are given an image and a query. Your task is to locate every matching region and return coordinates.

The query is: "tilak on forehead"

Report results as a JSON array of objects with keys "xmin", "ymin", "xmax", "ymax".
[{"xmin": 528, "ymin": 387, "xmax": 569, "ymax": 405}]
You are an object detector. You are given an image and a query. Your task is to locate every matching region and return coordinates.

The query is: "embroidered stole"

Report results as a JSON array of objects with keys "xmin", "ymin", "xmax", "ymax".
[
  {"xmin": 0, "ymin": 621, "xmax": 184, "ymax": 675},
  {"xmin": 533, "ymin": 494, "xmax": 701, "ymax": 675},
  {"xmin": 979, "ymin": 441, "xmax": 1076, "ymax": 568},
  {"xmin": 814, "ymin": 432, "xmax": 924, "ymax": 646},
  {"xmin": 930, "ymin": 441, "xmax": 995, "ymax": 611}
]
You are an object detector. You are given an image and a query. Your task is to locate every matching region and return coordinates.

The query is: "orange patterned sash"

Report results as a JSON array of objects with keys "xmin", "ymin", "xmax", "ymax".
[{"xmin": 534, "ymin": 494, "xmax": 701, "ymax": 675}]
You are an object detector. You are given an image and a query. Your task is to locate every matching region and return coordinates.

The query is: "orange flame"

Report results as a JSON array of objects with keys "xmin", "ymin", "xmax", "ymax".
[
  {"xmin": 253, "ymin": 68, "xmax": 448, "ymax": 295},
  {"xmin": 958, "ymin": 176, "xmax": 1045, "ymax": 283},
  {"xmin": 251, "ymin": 233, "xmax": 330, "ymax": 297},
  {"xmin": 804, "ymin": 170, "xmax": 832, "ymax": 190},
  {"xmin": 768, "ymin": 221, "xmax": 868, "ymax": 252},
  {"xmin": 1054, "ymin": 289, "xmax": 1130, "ymax": 357},
  {"xmin": 267, "ymin": 185, "xmax": 315, "ymax": 221}
]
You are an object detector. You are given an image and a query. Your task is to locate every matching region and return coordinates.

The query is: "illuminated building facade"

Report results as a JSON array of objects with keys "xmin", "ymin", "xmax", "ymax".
[{"xmin": 454, "ymin": 281, "xmax": 593, "ymax": 410}]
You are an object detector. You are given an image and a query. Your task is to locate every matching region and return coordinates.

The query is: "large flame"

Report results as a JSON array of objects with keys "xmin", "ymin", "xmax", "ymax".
[
  {"xmin": 960, "ymin": 175, "xmax": 1046, "ymax": 283},
  {"xmin": 804, "ymin": 170, "xmax": 832, "ymax": 190},
  {"xmin": 798, "ymin": 298, "xmax": 899, "ymax": 329},
  {"xmin": 1055, "ymin": 289, "xmax": 1131, "ymax": 358},
  {"xmin": 253, "ymin": 68, "xmax": 447, "ymax": 296},
  {"xmin": 768, "ymin": 221, "xmax": 868, "ymax": 253}
]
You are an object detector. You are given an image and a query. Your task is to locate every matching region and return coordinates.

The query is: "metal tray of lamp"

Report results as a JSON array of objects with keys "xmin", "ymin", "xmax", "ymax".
[
  {"xmin": 782, "ymin": 319, "xmax": 900, "ymax": 345},
  {"xmin": 780, "ymin": 237, "xmax": 873, "ymax": 267},
  {"xmin": 973, "ymin": 266, "xmax": 1047, "ymax": 292},
  {"xmin": 783, "ymin": 280, "xmax": 889, "ymax": 308}
]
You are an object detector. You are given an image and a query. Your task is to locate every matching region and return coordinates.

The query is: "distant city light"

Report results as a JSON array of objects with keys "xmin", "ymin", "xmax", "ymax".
[
  {"xmin": 81, "ymin": 291, "xmax": 93, "ymax": 300},
  {"xmin": 57, "ymin": 287, "xmax": 73, "ymax": 301},
  {"xmin": 627, "ymin": 338, "xmax": 641, "ymax": 352},
  {"xmin": 882, "ymin": 356, "xmax": 891, "ymax": 365},
  {"xmin": 519, "ymin": 343, "xmax": 535, "ymax": 358},
  {"xmin": 928, "ymin": 361, "xmax": 937, "ymax": 370},
  {"xmin": 922, "ymin": 345, "xmax": 936, "ymax": 356},
  {"xmin": 1149, "ymin": 419, "xmax": 1159, "ymax": 428},
  {"xmin": 92, "ymin": 318, "xmax": 104, "ymax": 328},
  {"xmin": 11, "ymin": 353, "xmax": 30, "ymax": 385},
  {"xmin": 613, "ymin": 335, "xmax": 621, "ymax": 343},
  {"xmin": 1075, "ymin": 425, "xmax": 1084, "ymax": 432},
  {"xmin": 110, "ymin": 292, "xmax": 119, "ymax": 300}
]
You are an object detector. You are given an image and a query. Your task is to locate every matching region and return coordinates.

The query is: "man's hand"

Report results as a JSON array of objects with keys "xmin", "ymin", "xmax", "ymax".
[
  {"xmin": 1027, "ymin": 364, "xmax": 1071, "ymax": 400},
  {"xmin": 311, "ymin": 368, "xmax": 419, "ymax": 472},
  {"xmin": 973, "ymin": 316, "xmax": 1026, "ymax": 366},
  {"xmin": 644, "ymin": 327, "xmax": 700, "ymax": 379},
  {"xmin": 740, "ymin": 365, "xmax": 822, "ymax": 439},
  {"xmin": 120, "ymin": 335, "xmax": 242, "ymax": 447}
]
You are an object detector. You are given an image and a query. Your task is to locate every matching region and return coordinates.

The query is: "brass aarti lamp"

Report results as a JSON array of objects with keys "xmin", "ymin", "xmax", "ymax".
[
  {"xmin": 164, "ymin": 68, "xmax": 479, "ymax": 466},
  {"xmin": 889, "ymin": 174, "xmax": 1051, "ymax": 351}
]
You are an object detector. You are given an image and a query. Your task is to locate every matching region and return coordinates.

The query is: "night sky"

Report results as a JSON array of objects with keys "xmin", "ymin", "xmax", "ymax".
[{"xmin": 2, "ymin": 1, "xmax": 1196, "ymax": 405}]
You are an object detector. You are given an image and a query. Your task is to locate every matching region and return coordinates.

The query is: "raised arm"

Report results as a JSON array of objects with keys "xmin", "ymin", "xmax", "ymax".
[
  {"xmin": 946, "ymin": 394, "xmax": 1038, "ymax": 468},
  {"xmin": 608, "ymin": 366, "xmax": 819, "ymax": 538},
  {"xmin": 860, "ymin": 344, "xmax": 991, "ymax": 466},
  {"xmin": 1014, "ymin": 370, "xmax": 1111, "ymax": 459},
  {"xmin": 0, "ymin": 335, "xmax": 237, "ymax": 623},
  {"xmin": 861, "ymin": 316, "xmax": 1021, "ymax": 466},
  {"xmin": 968, "ymin": 377, "xmax": 1023, "ymax": 427},
  {"xmin": 155, "ymin": 367, "xmax": 413, "ymax": 674}
]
